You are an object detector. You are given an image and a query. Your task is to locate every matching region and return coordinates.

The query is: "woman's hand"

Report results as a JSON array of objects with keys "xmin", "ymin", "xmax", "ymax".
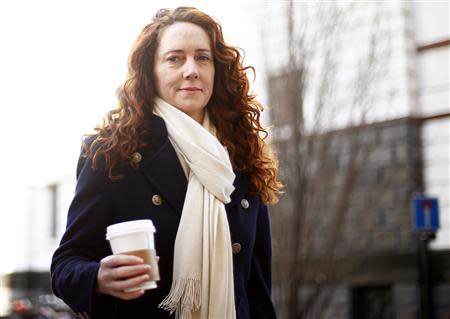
[{"xmin": 96, "ymin": 254, "xmax": 153, "ymax": 300}]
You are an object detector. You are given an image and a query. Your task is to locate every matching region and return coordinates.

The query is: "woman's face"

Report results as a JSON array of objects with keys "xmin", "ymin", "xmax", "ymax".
[{"xmin": 153, "ymin": 22, "xmax": 215, "ymax": 123}]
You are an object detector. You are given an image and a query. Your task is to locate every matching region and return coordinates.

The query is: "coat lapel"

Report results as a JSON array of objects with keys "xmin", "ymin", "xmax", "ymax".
[
  {"xmin": 138, "ymin": 114, "xmax": 188, "ymax": 216},
  {"xmin": 226, "ymin": 170, "xmax": 247, "ymax": 209}
]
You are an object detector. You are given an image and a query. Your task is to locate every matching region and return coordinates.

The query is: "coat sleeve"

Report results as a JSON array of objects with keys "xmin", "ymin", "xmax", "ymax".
[
  {"xmin": 247, "ymin": 203, "xmax": 277, "ymax": 318},
  {"xmin": 50, "ymin": 150, "xmax": 116, "ymax": 318}
]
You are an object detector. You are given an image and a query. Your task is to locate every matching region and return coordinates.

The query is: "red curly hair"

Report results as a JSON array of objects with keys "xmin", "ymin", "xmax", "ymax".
[{"xmin": 85, "ymin": 7, "xmax": 282, "ymax": 204}]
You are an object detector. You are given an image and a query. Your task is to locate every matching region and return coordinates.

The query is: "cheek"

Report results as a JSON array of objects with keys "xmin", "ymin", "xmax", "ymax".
[
  {"xmin": 153, "ymin": 70, "xmax": 163, "ymax": 93},
  {"xmin": 207, "ymin": 69, "xmax": 215, "ymax": 89},
  {"xmin": 154, "ymin": 67, "xmax": 174, "ymax": 91},
  {"xmin": 155, "ymin": 80, "xmax": 171, "ymax": 97},
  {"xmin": 161, "ymin": 74, "xmax": 177, "ymax": 89}
]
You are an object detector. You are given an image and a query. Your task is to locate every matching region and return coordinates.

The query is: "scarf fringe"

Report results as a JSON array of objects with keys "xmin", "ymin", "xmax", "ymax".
[{"xmin": 158, "ymin": 278, "xmax": 201, "ymax": 319}]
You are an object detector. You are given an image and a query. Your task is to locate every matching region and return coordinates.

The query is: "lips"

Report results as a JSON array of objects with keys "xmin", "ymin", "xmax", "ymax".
[{"xmin": 179, "ymin": 87, "xmax": 202, "ymax": 92}]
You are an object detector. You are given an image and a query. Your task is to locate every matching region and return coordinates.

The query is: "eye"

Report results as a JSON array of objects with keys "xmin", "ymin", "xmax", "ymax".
[
  {"xmin": 166, "ymin": 55, "xmax": 181, "ymax": 63},
  {"xmin": 196, "ymin": 55, "xmax": 211, "ymax": 62}
]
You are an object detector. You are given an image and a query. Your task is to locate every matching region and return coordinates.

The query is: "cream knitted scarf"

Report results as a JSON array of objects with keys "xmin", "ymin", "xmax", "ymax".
[{"xmin": 154, "ymin": 97, "xmax": 236, "ymax": 319}]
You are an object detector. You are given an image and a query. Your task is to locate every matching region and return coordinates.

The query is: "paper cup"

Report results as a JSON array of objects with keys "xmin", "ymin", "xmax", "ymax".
[{"xmin": 106, "ymin": 219, "xmax": 159, "ymax": 292}]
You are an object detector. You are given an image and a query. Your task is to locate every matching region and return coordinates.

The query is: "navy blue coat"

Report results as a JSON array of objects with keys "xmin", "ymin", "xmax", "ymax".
[{"xmin": 50, "ymin": 114, "xmax": 276, "ymax": 319}]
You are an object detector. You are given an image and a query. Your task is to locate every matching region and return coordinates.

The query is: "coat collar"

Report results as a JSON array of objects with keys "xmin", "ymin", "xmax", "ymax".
[
  {"xmin": 227, "ymin": 170, "xmax": 248, "ymax": 208},
  {"xmin": 138, "ymin": 114, "xmax": 188, "ymax": 215}
]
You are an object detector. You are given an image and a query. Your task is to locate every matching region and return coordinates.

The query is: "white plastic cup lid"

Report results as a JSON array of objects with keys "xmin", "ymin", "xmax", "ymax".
[{"xmin": 106, "ymin": 219, "xmax": 155, "ymax": 241}]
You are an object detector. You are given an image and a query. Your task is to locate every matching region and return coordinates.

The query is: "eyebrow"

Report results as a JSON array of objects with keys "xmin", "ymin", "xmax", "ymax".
[{"xmin": 162, "ymin": 48, "xmax": 211, "ymax": 56}]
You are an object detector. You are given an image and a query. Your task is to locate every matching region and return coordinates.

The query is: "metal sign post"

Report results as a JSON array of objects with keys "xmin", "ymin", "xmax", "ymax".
[{"xmin": 412, "ymin": 195, "xmax": 440, "ymax": 319}]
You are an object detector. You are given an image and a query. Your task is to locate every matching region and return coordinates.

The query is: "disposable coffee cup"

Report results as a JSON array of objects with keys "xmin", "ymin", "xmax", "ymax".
[{"xmin": 106, "ymin": 219, "xmax": 160, "ymax": 292}]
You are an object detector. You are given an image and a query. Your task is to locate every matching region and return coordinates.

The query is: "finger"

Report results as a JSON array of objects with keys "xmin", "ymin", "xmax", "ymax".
[
  {"xmin": 113, "ymin": 289, "xmax": 145, "ymax": 301},
  {"xmin": 111, "ymin": 274, "xmax": 150, "ymax": 292},
  {"xmin": 111, "ymin": 264, "xmax": 151, "ymax": 279},
  {"xmin": 101, "ymin": 254, "xmax": 144, "ymax": 268}
]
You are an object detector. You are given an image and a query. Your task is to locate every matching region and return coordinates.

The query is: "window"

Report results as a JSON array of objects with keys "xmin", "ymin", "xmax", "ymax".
[{"xmin": 352, "ymin": 285, "xmax": 394, "ymax": 319}]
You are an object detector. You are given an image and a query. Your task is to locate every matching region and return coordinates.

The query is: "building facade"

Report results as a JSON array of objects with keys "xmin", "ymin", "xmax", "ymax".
[{"xmin": 261, "ymin": 1, "xmax": 449, "ymax": 318}]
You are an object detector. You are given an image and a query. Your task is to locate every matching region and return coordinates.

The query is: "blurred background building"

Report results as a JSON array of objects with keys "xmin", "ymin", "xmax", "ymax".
[
  {"xmin": 0, "ymin": 1, "xmax": 448, "ymax": 318},
  {"xmin": 260, "ymin": 1, "xmax": 449, "ymax": 318}
]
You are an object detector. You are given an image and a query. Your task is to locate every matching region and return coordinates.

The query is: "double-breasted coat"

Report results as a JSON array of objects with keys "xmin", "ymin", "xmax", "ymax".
[{"xmin": 50, "ymin": 113, "xmax": 277, "ymax": 319}]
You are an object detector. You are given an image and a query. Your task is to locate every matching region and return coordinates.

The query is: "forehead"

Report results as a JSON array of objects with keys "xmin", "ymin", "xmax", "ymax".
[{"xmin": 157, "ymin": 22, "xmax": 212, "ymax": 52}]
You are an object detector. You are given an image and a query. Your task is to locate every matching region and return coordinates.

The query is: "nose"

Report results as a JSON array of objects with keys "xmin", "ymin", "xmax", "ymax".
[{"xmin": 183, "ymin": 58, "xmax": 199, "ymax": 79}]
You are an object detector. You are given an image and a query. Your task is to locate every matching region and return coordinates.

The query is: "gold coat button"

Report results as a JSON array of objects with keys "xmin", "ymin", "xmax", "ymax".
[
  {"xmin": 152, "ymin": 194, "xmax": 163, "ymax": 206},
  {"xmin": 232, "ymin": 243, "xmax": 241, "ymax": 254},
  {"xmin": 131, "ymin": 152, "xmax": 142, "ymax": 163},
  {"xmin": 240, "ymin": 199, "xmax": 249, "ymax": 209}
]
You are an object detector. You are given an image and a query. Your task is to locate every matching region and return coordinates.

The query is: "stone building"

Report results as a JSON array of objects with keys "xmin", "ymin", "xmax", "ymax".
[{"xmin": 262, "ymin": 1, "xmax": 449, "ymax": 318}]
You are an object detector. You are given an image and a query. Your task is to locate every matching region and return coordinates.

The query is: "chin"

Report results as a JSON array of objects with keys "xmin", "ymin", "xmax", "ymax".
[{"xmin": 175, "ymin": 102, "xmax": 205, "ymax": 113}]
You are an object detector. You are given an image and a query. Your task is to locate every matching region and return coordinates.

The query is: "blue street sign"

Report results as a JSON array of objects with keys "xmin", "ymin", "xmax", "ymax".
[{"xmin": 413, "ymin": 196, "xmax": 440, "ymax": 232}]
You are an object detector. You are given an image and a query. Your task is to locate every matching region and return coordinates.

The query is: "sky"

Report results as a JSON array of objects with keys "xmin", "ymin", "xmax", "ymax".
[{"xmin": 0, "ymin": 0, "xmax": 267, "ymax": 273}]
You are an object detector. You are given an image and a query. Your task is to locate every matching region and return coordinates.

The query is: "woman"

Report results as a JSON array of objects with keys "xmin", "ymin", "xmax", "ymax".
[{"xmin": 51, "ymin": 7, "xmax": 282, "ymax": 319}]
